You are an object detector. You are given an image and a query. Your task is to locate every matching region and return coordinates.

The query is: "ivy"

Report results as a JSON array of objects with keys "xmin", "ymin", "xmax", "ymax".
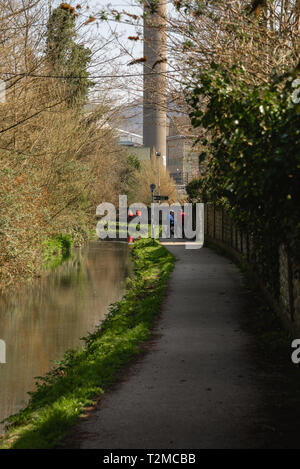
[
  {"xmin": 187, "ymin": 64, "xmax": 300, "ymax": 293},
  {"xmin": 46, "ymin": 6, "xmax": 92, "ymax": 106}
]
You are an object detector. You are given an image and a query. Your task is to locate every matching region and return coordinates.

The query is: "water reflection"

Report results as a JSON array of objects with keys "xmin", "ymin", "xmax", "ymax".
[{"xmin": 0, "ymin": 241, "xmax": 131, "ymax": 434}]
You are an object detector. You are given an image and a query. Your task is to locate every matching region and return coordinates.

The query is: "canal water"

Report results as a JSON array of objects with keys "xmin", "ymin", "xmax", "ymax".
[{"xmin": 0, "ymin": 241, "xmax": 132, "ymax": 434}]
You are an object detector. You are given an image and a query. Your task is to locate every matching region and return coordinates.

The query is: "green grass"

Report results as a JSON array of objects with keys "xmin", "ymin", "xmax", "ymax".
[
  {"xmin": 43, "ymin": 234, "xmax": 73, "ymax": 270},
  {"xmin": 101, "ymin": 221, "xmax": 154, "ymax": 239},
  {"xmin": 0, "ymin": 238, "xmax": 175, "ymax": 449}
]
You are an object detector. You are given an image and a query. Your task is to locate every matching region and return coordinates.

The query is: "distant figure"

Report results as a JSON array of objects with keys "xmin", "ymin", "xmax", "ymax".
[{"xmin": 169, "ymin": 211, "xmax": 174, "ymax": 236}]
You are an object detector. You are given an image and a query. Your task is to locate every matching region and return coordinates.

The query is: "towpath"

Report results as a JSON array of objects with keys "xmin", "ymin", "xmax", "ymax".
[{"xmin": 64, "ymin": 244, "xmax": 300, "ymax": 449}]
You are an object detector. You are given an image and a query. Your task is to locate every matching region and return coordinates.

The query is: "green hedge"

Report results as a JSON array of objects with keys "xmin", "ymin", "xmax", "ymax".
[{"xmin": 188, "ymin": 63, "xmax": 300, "ymax": 292}]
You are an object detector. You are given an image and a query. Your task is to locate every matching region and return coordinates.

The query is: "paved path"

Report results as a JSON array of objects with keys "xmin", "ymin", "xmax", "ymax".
[{"xmin": 64, "ymin": 245, "xmax": 300, "ymax": 449}]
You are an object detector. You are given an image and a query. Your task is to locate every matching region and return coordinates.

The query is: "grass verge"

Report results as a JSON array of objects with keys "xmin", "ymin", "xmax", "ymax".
[
  {"xmin": 43, "ymin": 234, "xmax": 74, "ymax": 270},
  {"xmin": 0, "ymin": 238, "xmax": 174, "ymax": 449}
]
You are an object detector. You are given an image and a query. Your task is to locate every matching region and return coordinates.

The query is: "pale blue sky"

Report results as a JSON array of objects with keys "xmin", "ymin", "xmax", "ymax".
[
  {"xmin": 76, "ymin": 0, "xmax": 144, "ymax": 101},
  {"xmin": 50, "ymin": 0, "xmax": 144, "ymax": 101},
  {"xmin": 50, "ymin": 1, "xmax": 176, "ymax": 103}
]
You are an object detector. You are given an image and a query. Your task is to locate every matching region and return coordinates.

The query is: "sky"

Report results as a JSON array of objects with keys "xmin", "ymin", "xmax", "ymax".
[
  {"xmin": 83, "ymin": 0, "xmax": 144, "ymax": 102},
  {"xmin": 88, "ymin": 0, "xmax": 143, "ymax": 54},
  {"xmin": 50, "ymin": 1, "xmax": 179, "ymax": 108},
  {"xmin": 51, "ymin": 0, "xmax": 145, "ymax": 102}
]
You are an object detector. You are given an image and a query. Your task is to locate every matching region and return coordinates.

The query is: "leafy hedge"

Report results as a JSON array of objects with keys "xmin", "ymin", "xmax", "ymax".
[
  {"xmin": 188, "ymin": 64, "xmax": 300, "ymax": 292},
  {"xmin": 43, "ymin": 234, "xmax": 74, "ymax": 270}
]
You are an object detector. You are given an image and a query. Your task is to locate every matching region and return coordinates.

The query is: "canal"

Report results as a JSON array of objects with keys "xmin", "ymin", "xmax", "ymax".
[{"xmin": 0, "ymin": 241, "xmax": 132, "ymax": 434}]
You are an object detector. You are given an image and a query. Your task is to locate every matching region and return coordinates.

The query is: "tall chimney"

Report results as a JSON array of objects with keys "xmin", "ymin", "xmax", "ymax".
[{"xmin": 143, "ymin": 1, "xmax": 167, "ymax": 166}]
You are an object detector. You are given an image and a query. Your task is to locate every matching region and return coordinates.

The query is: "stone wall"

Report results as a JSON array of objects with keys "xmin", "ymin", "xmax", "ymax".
[{"xmin": 204, "ymin": 204, "xmax": 300, "ymax": 336}]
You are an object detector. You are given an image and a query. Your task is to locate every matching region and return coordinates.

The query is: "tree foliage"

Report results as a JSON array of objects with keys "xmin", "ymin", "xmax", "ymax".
[
  {"xmin": 186, "ymin": 178, "xmax": 203, "ymax": 202},
  {"xmin": 169, "ymin": 0, "xmax": 300, "ymax": 86},
  {"xmin": 0, "ymin": 1, "xmax": 138, "ymax": 290},
  {"xmin": 46, "ymin": 5, "xmax": 92, "ymax": 106},
  {"xmin": 188, "ymin": 63, "xmax": 300, "ymax": 289}
]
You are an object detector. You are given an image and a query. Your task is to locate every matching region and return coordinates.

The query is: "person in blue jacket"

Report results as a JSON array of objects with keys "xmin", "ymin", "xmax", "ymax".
[{"xmin": 169, "ymin": 211, "xmax": 174, "ymax": 236}]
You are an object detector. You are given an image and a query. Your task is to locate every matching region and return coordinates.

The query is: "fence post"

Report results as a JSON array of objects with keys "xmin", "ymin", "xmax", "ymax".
[
  {"xmin": 287, "ymin": 249, "xmax": 295, "ymax": 322},
  {"xmin": 221, "ymin": 207, "xmax": 224, "ymax": 242},
  {"xmin": 213, "ymin": 205, "xmax": 216, "ymax": 239},
  {"xmin": 246, "ymin": 233, "xmax": 250, "ymax": 262}
]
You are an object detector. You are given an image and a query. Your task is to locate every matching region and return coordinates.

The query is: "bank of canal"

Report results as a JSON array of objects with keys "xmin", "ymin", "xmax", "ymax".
[
  {"xmin": 0, "ymin": 241, "xmax": 132, "ymax": 438},
  {"xmin": 0, "ymin": 239, "xmax": 174, "ymax": 449}
]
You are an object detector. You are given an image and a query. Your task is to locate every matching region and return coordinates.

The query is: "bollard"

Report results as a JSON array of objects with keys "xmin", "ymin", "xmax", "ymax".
[{"xmin": 128, "ymin": 235, "xmax": 134, "ymax": 244}]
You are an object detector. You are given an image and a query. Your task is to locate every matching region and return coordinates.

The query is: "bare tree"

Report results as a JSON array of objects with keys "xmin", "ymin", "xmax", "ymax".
[{"xmin": 0, "ymin": 1, "xmax": 137, "ymax": 289}]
